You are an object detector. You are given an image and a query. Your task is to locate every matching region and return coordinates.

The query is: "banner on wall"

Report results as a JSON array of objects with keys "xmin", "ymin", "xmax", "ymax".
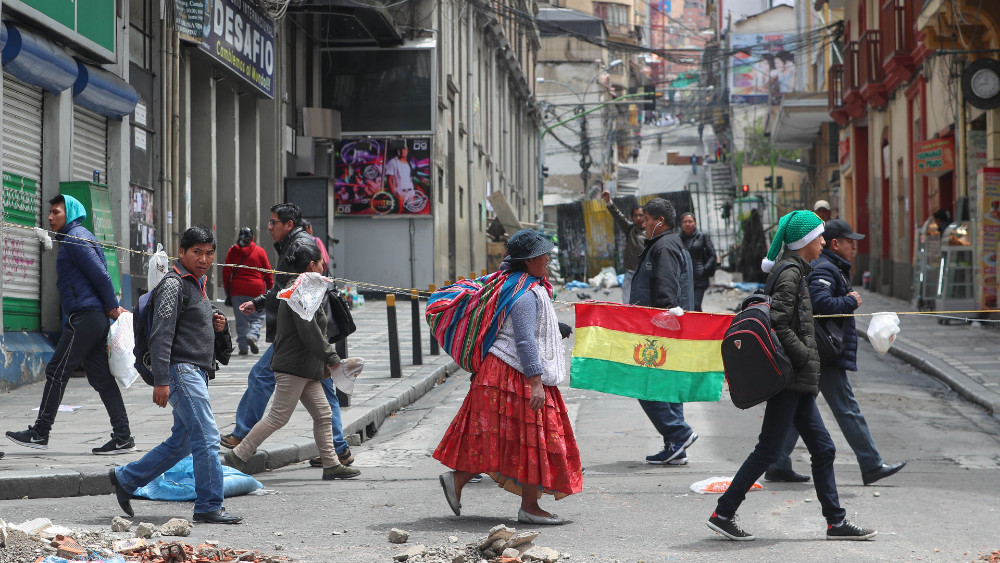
[
  {"xmin": 197, "ymin": 0, "xmax": 276, "ymax": 98},
  {"xmin": 731, "ymin": 33, "xmax": 795, "ymax": 104},
  {"xmin": 976, "ymin": 167, "xmax": 1000, "ymax": 310},
  {"xmin": 333, "ymin": 138, "xmax": 432, "ymax": 216}
]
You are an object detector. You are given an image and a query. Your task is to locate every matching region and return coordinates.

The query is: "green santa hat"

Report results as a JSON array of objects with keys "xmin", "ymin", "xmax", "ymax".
[{"xmin": 761, "ymin": 210, "xmax": 825, "ymax": 273}]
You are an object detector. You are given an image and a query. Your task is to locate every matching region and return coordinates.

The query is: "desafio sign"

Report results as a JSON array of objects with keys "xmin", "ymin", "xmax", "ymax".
[{"xmin": 200, "ymin": 0, "xmax": 275, "ymax": 98}]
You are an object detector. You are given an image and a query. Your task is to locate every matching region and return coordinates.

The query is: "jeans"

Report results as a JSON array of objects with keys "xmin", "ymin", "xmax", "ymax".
[
  {"xmin": 233, "ymin": 346, "xmax": 348, "ymax": 454},
  {"xmin": 770, "ymin": 365, "xmax": 884, "ymax": 473},
  {"xmin": 637, "ymin": 399, "xmax": 691, "ymax": 445},
  {"xmin": 716, "ymin": 389, "xmax": 845, "ymax": 525},
  {"xmin": 622, "ymin": 270, "xmax": 635, "ymax": 304},
  {"xmin": 116, "ymin": 363, "xmax": 224, "ymax": 514},
  {"xmin": 231, "ymin": 295, "xmax": 264, "ymax": 351},
  {"xmin": 233, "ymin": 372, "xmax": 337, "ymax": 468},
  {"xmin": 34, "ymin": 310, "xmax": 130, "ymax": 439}
]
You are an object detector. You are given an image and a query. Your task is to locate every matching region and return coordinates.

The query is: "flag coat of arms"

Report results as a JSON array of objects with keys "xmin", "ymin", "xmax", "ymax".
[{"xmin": 571, "ymin": 302, "xmax": 731, "ymax": 403}]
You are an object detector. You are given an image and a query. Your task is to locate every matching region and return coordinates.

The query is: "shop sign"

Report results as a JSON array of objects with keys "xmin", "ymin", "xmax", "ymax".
[
  {"xmin": 334, "ymin": 138, "xmax": 432, "ymax": 216},
  {"xmin": 6, "ymin": 0, "xmax": 115, "ymax": 57},
  {"xmin": 914, "ymin": 138, "xmax": 955, "ymax": 177},
  {"xmin": 838, "ymin": 137, "xmax": 850, "ymax": 166},
  {"xmin": 198, "ymin": 0, "xmax": 276, "ymax": 98},
  {"xmin": 976, "ymin": 167, "xmax": 1000, "ymax": 310}
]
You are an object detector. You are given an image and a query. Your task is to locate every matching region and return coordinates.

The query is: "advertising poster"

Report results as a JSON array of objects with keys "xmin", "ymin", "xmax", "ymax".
[
  {"xmin": 334, "ymin": 138, "xmax": 432, "ymax": 216},
  {"xmin": 976, "ymin": 167, "xmax": 1000, "ymax": 310},
  {"xmin": 199, "ymin": 0, "xmax": 275, "ymax": 98},
  {"xmin": 731, "ymin": 33, "xmax": 795, "ymax": 104}
]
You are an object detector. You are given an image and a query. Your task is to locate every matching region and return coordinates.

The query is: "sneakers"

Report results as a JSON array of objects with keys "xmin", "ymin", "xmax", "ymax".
[
  {"xmin": 247, "ymin": 337, "xmax": 259, "ymax": 354},
  {"xmin": 92, "ymin": 435, "xmax": 136, "ymax": 455},
  {"xmin": 220, "ymin": 433, "xmax": 242, "ymax": 449},
  {"xmin": 708, "ymin": 513, "xmax": 755, "ymax": 541},
  {"xmin": 6, "ymin": 427, "xmax": 48, "ymax": 450},
  {"xmin": 309, "ymin": 448, "xmax": 355, "ymax": 468},
  {"xmin": 827, "ymin": 520, "xmax": 877, "ymax": 540},
  {"xmin": 646, "ymin": 432, "xmax": 697, "ymax": 465},
  {"xmin": 322, "ymin": 464, "xmax": 361, "ymax": 480}
]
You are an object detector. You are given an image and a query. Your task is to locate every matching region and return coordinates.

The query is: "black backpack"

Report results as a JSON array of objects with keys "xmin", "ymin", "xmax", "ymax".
[
  {"xmin": 133, "ymin": 272, "xmax": 187, "ymax": 386},
  {"xmin": 720, "ymin": 262, "xmax": 800, "ymax": 409}
]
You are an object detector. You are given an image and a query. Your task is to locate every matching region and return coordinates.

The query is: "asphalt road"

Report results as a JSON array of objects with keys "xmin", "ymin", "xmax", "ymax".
[{"xmin": 3, "ymin": 290, "xmax": 999, "ymax": 562}]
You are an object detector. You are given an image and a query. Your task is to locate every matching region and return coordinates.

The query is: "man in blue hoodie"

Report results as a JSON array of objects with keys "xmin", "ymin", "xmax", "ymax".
[{"xmin": 6, "ymin": 194, "xmax": 135, "ymax": 455}]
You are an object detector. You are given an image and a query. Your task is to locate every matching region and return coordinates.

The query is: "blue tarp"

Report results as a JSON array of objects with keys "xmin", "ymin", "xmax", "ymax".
[{"xmin": 133, "ymin": 455, "xmax": 263, "ymax": 501}]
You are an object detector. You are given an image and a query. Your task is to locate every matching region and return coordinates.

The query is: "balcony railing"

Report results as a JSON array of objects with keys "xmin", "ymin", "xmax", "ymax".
[
  {"xmin": 883, "ymin": 0, "xmax": 914, "ymax": 57},
  {"xmin": 860, "ymin": 30, "xmax": 885, "ymax": 87},
  {"xmin": 844, "ymin": 41, "xmax": 860, "ymax": 94},
  {"xmin": 829, "ymin": 64, "xmax": 845, "ymax": 110}
]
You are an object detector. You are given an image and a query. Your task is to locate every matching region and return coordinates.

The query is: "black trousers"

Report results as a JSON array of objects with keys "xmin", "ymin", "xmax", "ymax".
[{"xmin": 33, "ymin": 310, "xmax": 131, "ymax": 439}]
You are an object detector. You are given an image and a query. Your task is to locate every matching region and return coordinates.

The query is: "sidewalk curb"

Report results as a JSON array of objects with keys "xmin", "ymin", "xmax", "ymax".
[
  {"xmin": 0, "ymin": 360, "xmax": 461, "ymax": 501},
  {"xmin": 856, "ymin": 320, "xmax": 1000, "ymax": 417}
]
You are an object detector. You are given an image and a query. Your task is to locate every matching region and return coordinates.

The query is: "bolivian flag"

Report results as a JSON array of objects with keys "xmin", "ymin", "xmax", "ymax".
[{"xmin": 571, "ymin": 302, "xmax": 731, "ymax": 403}]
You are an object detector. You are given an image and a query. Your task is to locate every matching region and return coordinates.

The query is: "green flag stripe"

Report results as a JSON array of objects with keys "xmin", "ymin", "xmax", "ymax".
[{"xmin": 569, "ymin": 356, "xmax": 724, "ymax": 403}]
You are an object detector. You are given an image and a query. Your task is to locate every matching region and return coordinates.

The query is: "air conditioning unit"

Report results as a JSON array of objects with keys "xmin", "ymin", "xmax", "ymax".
[{"xmin": 297, "ymin": 107, "xmax": 341, "ymax": 139}]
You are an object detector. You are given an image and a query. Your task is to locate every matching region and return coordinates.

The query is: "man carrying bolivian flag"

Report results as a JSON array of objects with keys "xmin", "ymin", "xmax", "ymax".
[{"xmin": 570, "ymin": 196, "xmax": 730, "ymax": 466}]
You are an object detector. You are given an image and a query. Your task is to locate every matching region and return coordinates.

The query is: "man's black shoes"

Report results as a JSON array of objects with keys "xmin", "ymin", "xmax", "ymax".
[
  {"xmin": 193, "ymin": 509, "xmax": 242, "ymax": 524},
  {"xmin": 764, "ymin": 468, "xmax": 811, "ymax": 483},
  {"xmin": 93, "ymin": 434, "xmax": 137, "ymax": 455},
  {"xmin": 247, "ymin": 337, "xmax": 259, "ymax": 354},
  {"xmin": 827, "ymin": 520, "xmax": 877, "ymax": 540},
  {"xmin": 108, "ymin": 469, "xmax": 134, "ymax": 517},
  {"xmin": 707, "ymin": 513, "xmax": 755, "ymax": 541},
  {"xmin": 862, "ymin": 461, "xmax": 906, "ymax": 485},
  {"xmin": 7, "ymin": 427, "xmax": 49, "ymax": 449}
]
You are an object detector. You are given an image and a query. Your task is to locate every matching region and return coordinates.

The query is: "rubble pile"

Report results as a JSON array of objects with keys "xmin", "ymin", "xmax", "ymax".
[
  {"xmin": 388, "ymin": 524, "xmax": 567, "ymax": 563},
  {"xmin": 0, "ymin": 518, "xmax": 289, "ymax": 563}
]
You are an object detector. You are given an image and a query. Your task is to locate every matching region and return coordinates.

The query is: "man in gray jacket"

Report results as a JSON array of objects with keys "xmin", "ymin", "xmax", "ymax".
[
  {"xmin": 627, "ymin": 198, "xmax": 697, "ymax": 465},
  {"xmin": 602, "ymin": 190, "xmax": 644, "ymax": 303},
  {"xmin": 109, "ymin": 225, "xmax": 241, "ymax": 524}
]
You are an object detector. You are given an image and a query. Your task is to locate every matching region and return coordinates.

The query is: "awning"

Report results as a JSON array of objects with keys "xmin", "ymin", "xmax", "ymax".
[
  {"xmin": 770, "ymin": 92, "xmax": 831, "ymax": 149},
  {"xmin": 1, "ymin": 23, "xmax": 78, "ymax": 93},
  {"xmin": 287, "ymin": 0, "xmax": 402, "ymax": 47},
  {"xmin": 537, "ymin": 8, "xmax": 607, "ymax": 38},
  {"xmin": 73, "ymin": 61, "xmax": 140, "ymax": 119}
]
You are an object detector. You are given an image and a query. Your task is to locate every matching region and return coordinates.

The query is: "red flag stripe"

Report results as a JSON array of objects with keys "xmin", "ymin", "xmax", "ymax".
[{"xmin": 574, "ymin": 302, "xmax": 732, "ymax": 340}]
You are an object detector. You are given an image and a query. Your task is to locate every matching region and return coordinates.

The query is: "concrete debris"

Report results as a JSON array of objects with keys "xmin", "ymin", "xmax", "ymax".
[
  {"xmin": 452, "ymin": 555, "xmax": 466, "ymax": 563},
  {"xmin": 522, "ymin": 546, "xmax": 561, "ymax": 562},
  {"xmin": 502, "ymin": 531, "xmax": 539, "ymax": 551},
  {"xmin": 482, "ymin": 549, "xmax": 496, "ymax": 559},
  {"xmin": 389, "ymin": 528, "xmax": 410, "ymax": 544},
  {"xmin": 448, "ymin": 536, "xmax": 459, "ymax": 544},
  {"xmin": 136, "ymin": 522, "xmax": 157, "ymax": 538},
  {"xmin": 11, "ymin": 517, "xmax": 52, "ymax": 535},
  {"xmin": 113, "ymin": 537, "xmax": 147, "ymax": 553},
  {"xmin": 0, "ymin": 517, "xmax": 7, "ymax": 548},
  {"xmin": 112, "ymin": 517, "xmax": 133, "ymax": 532},
  {"xmin": 393, "ymin": 543, "xmax": 428, "ymax": 561},
  {"xmin": 477, "ymin": 525, "xmax": 515, "ymax": 549},
  {"xmin": 501, "ymin": 547, "xmax": 520, "ymax": 558},
  {"xmin": 490, "ymin": 538, "xmax": 507, "ymax": 551},
  {"xmin": 159, "ymin": 518, "xmax": 192, "ymax": 537}
]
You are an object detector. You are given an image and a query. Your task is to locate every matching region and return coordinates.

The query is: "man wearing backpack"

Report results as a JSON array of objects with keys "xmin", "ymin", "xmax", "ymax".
[
  {"xmin": 708, "ymin": 210, "xmax": 876, "ymax": 541},
  {"xmin": 109, "ymin": 225, "xmax": 241, "ymax": 524},
  {"xmin": 627, "ymin": 198, "xmax": 697, "ymax": 466},
  {"xmin": 766, "ymin": 219, "xmax": 905, "ymax": 485},
  {"xmin": 7, "ymin": 195, "xmax": 134, "ymax": 455},
  {"xmin": 220, "ymin": 203, "xmax": 358, "ymax": 469}
]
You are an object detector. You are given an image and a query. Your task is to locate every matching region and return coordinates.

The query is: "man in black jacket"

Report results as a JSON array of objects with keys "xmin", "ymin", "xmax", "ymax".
[
  {"xmin": 110, "ymin": 226, "xmax": 241, "ymax": 524},
  {"xmin": 627, "ymin": 198, "xmax": 698, "ymax": 465},
  {"xmin": 7, "ymin": 194, "xmax": 133, "ymax": 455},
  {"xmin": 601, "ymin": 190, "xmax": 644, "ymax": 303},
  {"xmin": 766, "ymin": 219, "xmax": 905, "ymax": 485}
]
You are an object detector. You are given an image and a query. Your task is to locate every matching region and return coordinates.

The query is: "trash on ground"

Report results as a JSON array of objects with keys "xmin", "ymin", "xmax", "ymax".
[
  {"xmin": 132, "ymin": 455, "xmax": 262, "ymax": 501},
  {"xmin": 690, "ymin": 476, "xmax": 764, "ymax": 494}
]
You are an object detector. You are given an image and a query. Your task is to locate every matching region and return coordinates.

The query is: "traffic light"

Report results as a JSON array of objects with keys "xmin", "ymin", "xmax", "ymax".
[
  {"xmin": 741, "ymin": 184, "xmax": 750, "ymax": 195},
  {"xmin": 764, "ymin": 176, "xmax": 773, "ymax": 189},
  {"xmin": 541, "ymin": 166, "xmax": 549, "ymax": 178}
]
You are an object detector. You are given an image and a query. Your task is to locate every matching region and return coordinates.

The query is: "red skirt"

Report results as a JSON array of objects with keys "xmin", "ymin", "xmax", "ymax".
[{"xmin": 433, "ymin": 353, "xmax": 583, "ymax": 499}]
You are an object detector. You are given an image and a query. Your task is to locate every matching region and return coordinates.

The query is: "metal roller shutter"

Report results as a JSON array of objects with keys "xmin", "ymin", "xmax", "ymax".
[
  {"xmin": 2, "ymin": 76, "xmax": 44, "ymax": 331},
  {"xmin": 73, "ymin": 107, "xmax": 108, "ymax": 183}
]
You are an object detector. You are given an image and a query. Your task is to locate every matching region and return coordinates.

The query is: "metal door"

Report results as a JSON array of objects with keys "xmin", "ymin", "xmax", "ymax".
[{"xmin": 73, "ymin": 107, "xmax": 108, "ymax": 183}]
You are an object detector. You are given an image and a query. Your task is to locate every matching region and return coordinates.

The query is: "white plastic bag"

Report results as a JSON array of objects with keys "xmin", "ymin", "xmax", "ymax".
[
  {"xmin": 278, "ymin": 272, "xmax": 333, "ymax": 320},
  {"xmin": 690, "ymin": 476, "xmax": 763, "ymax": 494},
  {"xmin": 107, "ymin": 312, "xmax": 140, "ymax": 388},
  {"xmin": 587, "ymin": 266, "xmax": 619, "ymax": 289},
  {"xmin": 866, "ymin": 312, "xmax": 900, "ymax": 354},
  {"xmin": 147, "ymin": 243, "xmax": 169, "ymax": 289}
]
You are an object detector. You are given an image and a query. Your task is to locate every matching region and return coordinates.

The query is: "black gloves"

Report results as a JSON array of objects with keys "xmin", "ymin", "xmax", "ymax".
[{"xmin": 558, "ymin": 322, "xmax": 573, "ymax": 339}]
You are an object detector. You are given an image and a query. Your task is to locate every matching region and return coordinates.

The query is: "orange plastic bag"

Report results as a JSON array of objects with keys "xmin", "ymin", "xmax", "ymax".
[{"xmin": 690, "ymin": 476, "xmax": 764, "ymax": 494}]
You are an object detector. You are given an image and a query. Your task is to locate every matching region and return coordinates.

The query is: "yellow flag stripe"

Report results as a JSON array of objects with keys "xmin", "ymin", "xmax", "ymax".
[{"xmin": 573, "ymin": 325, "xmax": 724, "ymax": 373}]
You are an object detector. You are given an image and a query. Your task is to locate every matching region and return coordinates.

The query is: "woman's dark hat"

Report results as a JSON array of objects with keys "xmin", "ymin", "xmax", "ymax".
[{"xmin": 505, "ymin": 229, "xmax": 554, "ymax": 261}]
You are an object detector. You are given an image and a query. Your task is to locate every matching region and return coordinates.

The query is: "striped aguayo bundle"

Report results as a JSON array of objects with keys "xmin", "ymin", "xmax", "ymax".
[
  {"xmin": 425, "ymin": 270, "xmax": 551, "ymax": 374},
  {"xmin": 571, "ymin": 302, "xmax": 731, "ymax": 403}
]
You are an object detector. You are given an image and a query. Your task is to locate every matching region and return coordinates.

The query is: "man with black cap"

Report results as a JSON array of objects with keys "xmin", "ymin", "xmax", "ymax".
[{"xmin": 765, "ymin": 219, "xmax": 905, "ymax": 486}]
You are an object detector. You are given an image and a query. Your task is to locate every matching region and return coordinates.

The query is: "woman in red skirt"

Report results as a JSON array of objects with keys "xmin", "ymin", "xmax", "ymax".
[{"xmin": 434, "ymin": 230, "xmax": 583, "ymax": 525}]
